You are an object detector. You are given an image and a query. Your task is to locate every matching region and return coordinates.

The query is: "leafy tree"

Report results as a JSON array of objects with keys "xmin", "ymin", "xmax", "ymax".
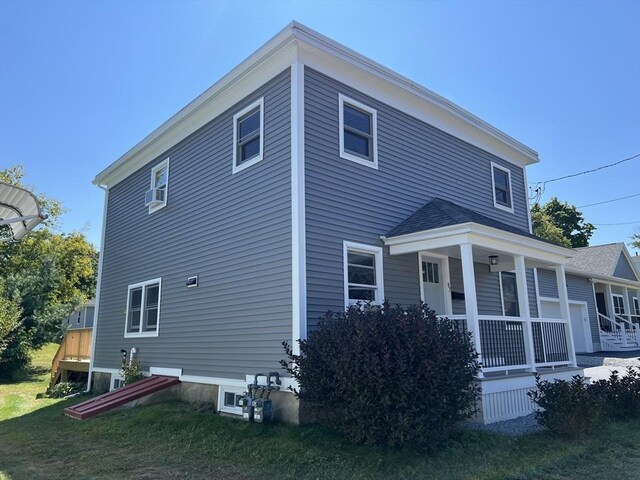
[
  {"xmin": 0, "ymin": 166, "xmax": 97, "ymax": 379},
  {"xmin": 531, "ymin": 198, "xmax": 595, "ymax": 248},
  {"xmin": 630, "ymin": 228, "xmax": 640, "ymax": 249}
]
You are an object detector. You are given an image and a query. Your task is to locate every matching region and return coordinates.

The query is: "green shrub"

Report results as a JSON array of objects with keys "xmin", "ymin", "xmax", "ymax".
[
  {"xmin": 528, "ymin": 374, "xmax": 602, "ymax": 437},
  {"xmin": 591, "ymin": 366, "xmax": 640, "ymax": 419},
  {"xmin": 48, "ymin": 381, "xmax": 85, "ymax": 398},
  {"xmin": 121, "ymin": 358, "xmax": 145, "ymax": 385},
  {"xmin": 281, "ymin": 302, "xmax": 480, "ymax": 449}
]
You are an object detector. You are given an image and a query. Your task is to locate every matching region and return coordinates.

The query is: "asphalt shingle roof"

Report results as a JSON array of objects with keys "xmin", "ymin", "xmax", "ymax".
[
  {"xmin": 566, "ymin": 243, "xmax": 633, "ymax": 278},
  {"xmin": 385, "ymin": 197, "xmax": 549, "ymax": 243}
]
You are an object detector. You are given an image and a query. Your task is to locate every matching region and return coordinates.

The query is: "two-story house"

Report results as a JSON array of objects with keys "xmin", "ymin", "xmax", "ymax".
[{"xmin": 88, "ymin": 22, "xmax": 583, "ymax": 424}]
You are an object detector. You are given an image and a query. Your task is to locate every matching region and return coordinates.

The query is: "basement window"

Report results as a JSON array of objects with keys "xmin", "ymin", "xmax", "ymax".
[
  {"xmin": 339, "ymin": 94, "xmax": 378, "ymax": 169},
  {"xmin": 219, "ymin": 386, "xmax": 244, "ymax": 415},
  {"xmin": 125, "ymin": 278, "xmax": 161, "ymax": 338}
]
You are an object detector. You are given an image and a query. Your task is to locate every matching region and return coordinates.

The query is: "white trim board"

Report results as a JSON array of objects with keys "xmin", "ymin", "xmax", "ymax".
[{"xmin": 94, "ymin": 22, "xmax": 538, "ymax": 188}]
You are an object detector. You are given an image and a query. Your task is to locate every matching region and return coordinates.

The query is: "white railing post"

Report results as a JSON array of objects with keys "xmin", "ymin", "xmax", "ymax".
[
  {"xmin": 620, "ymin": 323, "xmax": 628, "ymax": 347},
  {"xmin": 460, "ymin": 243, "xmax": 483, "ymax": 378},
  {"xmin": 555, "ymin": 264, "xmax": 577, "ymax": 367},
  {"xmin": 514, "ymin": 255, "xmax": 536, "ymax": 372}
]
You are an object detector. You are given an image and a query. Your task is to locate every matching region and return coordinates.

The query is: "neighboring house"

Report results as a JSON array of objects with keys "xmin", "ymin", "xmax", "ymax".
[
  {"xmin": 50, "ymin": 300, "xmax": 95, "ymax": 389},
  {"xmin": 537, "ymin": 243, "xmax": 640, "ymax": 353},
  {"xmin": 632, "ymin": 253, "xmax": 640, "ymax": 275},
  {"xmin": 65, "ymin": 300, "xmax": 96, "ymax": 330},
  {"xmin": 89, "ymin": 22, "xmax": 584, "ymax": 424}
]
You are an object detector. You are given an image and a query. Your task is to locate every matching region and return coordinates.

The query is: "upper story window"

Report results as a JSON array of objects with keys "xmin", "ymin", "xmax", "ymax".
[
  {"xmin": 145, "ymin": 158, "xmax": 169, "ymax": 214},
  {"xmin": 232, "ymin": 98, "xmax": 264, "ymax": 174},
  {"xmin": 125, "ymin": 278, "xmax": 161, "ymax": 338},
  {"xmin": 339, "ymin": 94, "xmax": 378, "ymax": 169},
  {"xmin": 343, "ymin": 241, "xmax": 384, "ymax": 308},
  {"xmin": 491, "ymin": 162, "xmax": 513, "ymax": 213}
]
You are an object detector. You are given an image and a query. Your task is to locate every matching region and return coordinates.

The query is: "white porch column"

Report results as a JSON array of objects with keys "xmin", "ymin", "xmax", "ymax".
[
  {"xmin": 514, "ymin": 255, "xmax": 536, "ymax": 372},
  {"xmin": 622, "ymin": 288, "xmax": 631, "ymax": 322},
  {"xmin": 555, "ymin": 265, "xmax": 577, "ymax": 367},
  {"xmin": 460, "ymin": 243, "xmax": 483, "ymax": 378}
]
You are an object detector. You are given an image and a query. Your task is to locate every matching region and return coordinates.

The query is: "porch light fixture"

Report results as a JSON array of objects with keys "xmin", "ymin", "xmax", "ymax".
[{"xmin": 489, "ymin": 255, "xmax": 499, "ymax": 266}]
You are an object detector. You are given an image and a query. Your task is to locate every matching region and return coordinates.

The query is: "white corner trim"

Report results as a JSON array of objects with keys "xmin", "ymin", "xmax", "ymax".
[
  {"xmin": 491, "ymin": 162, "xmax": 514, "ymax": 214},
  {"xmin": 148, "ymin": 157, "xmax": 170, "ymax": 214},
  {"xmin": 343, "ymin": 241, "xmax": 385, "ymax": 308},
  {"xmin": 291, "ymin": 62, "xmax": 307, "ymax": 355},
  {"xmin": 149, "ymin": 367, "xmax": 183, "ymax": 377},
  {"xmin": 338, "ymin": 93, "xmax": 378, "ymax": 169},
  {"xmin": 123, "ymin": 277, "xmax": 162, "ymax": 338},
  {"xmin": 232, "ymin": 97, "xmax": 265, "ymax": 174},
  {"xmin": 87, "ymin": 186, "xmax": 109, "ymax": 392}
]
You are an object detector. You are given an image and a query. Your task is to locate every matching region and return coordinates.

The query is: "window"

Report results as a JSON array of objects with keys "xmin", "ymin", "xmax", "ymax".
[
  {"xmin": 339, "ymin": 94, "xmax": 378, "ymax": 169},
  {"xmin": 612, "ymin": 294, "xmax": 626, "ymax": 316},
  {"xmin": 633, "ymin": 297, "xmax": 639, "ymax": 316},
  {"xmin": 76, "ymin": 311, "xmax": 81, "ymax": 324},
  {"xmin": 491, "ymin": 163, "xmax": 513, "ymax": 212},
  {"xmin": 232, "ymin": 98, "xmax": 264, "ymax": 173},
  {"xmin": 422, "ymin": 262, "xmax": 440, "ymax": 284},
  {"xmin": 500, "ymin": 272, "xmax": 520, "ymax": 317},
  {"xmin": 147, "ymin": 158, "xmax": 169, "ymax": 213},
  {"xmin": 125, "ymin": 278, "xmax": 161, "ymax": 338},
  {"xmin": 110, "ymin": 376, "xmax": 125, "ymax": 391},
  {"xmin": 218, "ymin": 386, "xmax": 244, "ymax": 415},
  {"xmin": 343, "ymin": 241, "xmax": 384, "ymax": 307}
]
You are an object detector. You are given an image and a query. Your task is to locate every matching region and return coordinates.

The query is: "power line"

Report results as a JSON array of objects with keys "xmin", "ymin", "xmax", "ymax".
[
  {"xmin": 577, "ymin": 193, "xmax": 640, "ymax": 208},
  {"xmin": 592, "ymin": 220, "xmax": 640, "ymax": 226},
  {"xmin": 530, "ymin": 153, "xmax": 640, "ymax": 185}
]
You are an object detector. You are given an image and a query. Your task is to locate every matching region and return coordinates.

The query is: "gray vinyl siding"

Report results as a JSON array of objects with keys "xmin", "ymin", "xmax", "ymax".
[
  {"xmin": 536, "ymin": 269, "xmax": 599, "ymax": 344},
  {"xmin": 614, "ymin": 254, "xmax": 638, "ymax": 282},
  {"xmin": 305, "ymin": 67, "xmax": 532, "ymax": 327},
  {"xmin": 94, "ymin": 69, "xmax": 292, "ymax": 379}
]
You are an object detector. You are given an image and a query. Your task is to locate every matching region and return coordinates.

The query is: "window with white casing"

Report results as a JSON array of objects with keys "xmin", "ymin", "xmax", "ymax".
[
  {"xmin": 232, "ymin": 98, "xmax": 264, "ymax": 173},
  {"xmin": 612, "ymin": 294, "xmax": 626, "ymax": 316},
  {"xmin": 219, "ymin": 386, "xmax": 244, "ymax": 415},
  {"xmin": 343, "ymin": 242, "xmax": 384, "ymax": 308},
  {"xmin": 125, "ymin": 278, "xmax": 161, "ymax": 338},
  {"xmin": 339, "ymin": 94, "xmax": 378, "ymax": 169},
  {"xmin": 491, "ymin": 162, "xmax": 513, "ymax": 212},
  {"xmin": 147, "ymin": 159, "xmax": 169, "ymax": 214},
  {"xmin": 633, "ymin": 297, "xmax": 639, "ymax": 316},
  {"xmin": 499, "ymin": 271, "xmax": 520, "ymax": 317}
]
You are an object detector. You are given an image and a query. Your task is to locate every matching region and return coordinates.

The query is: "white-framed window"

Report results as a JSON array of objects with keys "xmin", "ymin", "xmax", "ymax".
[
  {"xmin": 491, "ymin": 162, "xmax": 514, "ymax": 213},
  {"xmin": 612, "ymin": 294, "xmax": 626, "ymax": 316},
  {"xmin": 110, "ymin": 375, "xmax": 125, "ymax": 391},
  {"xmin": 147, "ymin": 158, "xmax": 169, "ymax": 214},
  {"xmin": 633, "ymin": 296, "xmax": 639, "ymax": 316},
  {"xmin": 343, "ymin": 241, "xmax": 384, "ymax": 308},
  {"xmin": 218, "ymin": 385, "xmax": 244, "ymax": 416},
  {"xmin": 422, "ymin": 261, "xmax": 440, "ymax": 284},
  {"xmin": 339, "ymin": 94, "xmax": 378, "ymax": 169},
  {"xmin": 232, "ymin": 97, "xmax": 264, "ymax": 174},
  {"xmin": 124, "ymin": 278, "xmax": 162, "ymax": 338},
  {"xmin": 499, "ymin": 271, "xmax": 520, "ymax": 317}
]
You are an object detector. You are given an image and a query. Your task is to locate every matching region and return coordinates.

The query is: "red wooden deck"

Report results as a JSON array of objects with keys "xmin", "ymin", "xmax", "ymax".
[{"xmin": 64, "ymin": 375, "xmax": 180, "ymax": 420}]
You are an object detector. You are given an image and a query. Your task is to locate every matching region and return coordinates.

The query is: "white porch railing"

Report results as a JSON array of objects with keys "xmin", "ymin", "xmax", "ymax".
[
  {"xmin": 439, "ymin": 315, "xmax": 572, "ymax": 373},
  {"xmin": 615, "ymin": 314, "xmax": 640, "ymax": 345},
  {"xmin": 598, "ymin": 312, "xmax": 640, "ymax": 347}
]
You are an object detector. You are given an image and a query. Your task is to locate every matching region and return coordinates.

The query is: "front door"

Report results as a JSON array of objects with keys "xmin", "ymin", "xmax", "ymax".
[
  {"xmin": 595, "ymin": 292, "xmax": 608, "ymax": 317},
  {"xmin": 421, "ymin": 257, "xmax": 446, "ymax": 314}
]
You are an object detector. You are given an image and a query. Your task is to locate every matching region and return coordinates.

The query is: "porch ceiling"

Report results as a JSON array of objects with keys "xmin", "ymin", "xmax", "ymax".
[{"xmin": 0, "ymin": 181, "xmax": 47, "ymax": 242}]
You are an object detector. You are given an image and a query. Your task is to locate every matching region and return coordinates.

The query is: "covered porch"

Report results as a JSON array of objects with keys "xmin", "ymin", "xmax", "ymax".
[
  {"xmin": 593, "ymin": 279, "xmax": 640, "ymax": 350},
  {"xmin": 382, "ymin": 199, "xmax": 578, "ymax": 378}
]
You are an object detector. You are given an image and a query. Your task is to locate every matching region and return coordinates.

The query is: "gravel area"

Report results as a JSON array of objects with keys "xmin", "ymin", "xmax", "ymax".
[
  {"xmin": 577, "ymin": 353, "xmax": 640, "ymax": 368},
  {"xmin": 465, "ymin": 413, "xmax": 543, "ymax": 436}
]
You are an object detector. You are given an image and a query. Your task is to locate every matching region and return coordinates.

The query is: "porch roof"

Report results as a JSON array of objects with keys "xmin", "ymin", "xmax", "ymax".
[
  {"xmin": 382, "ymin": 198, "xmax": 574, "ymax": 265},
  {"xmin": 565, "ymin": 243, "xmax": 640, "ymax": 283},
  {"xmin": 0, "ymin": 181, "xmax": 47, "ymax": 242}
]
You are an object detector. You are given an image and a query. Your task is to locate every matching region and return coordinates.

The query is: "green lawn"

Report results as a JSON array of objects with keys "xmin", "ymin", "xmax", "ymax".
[{"xmin": 1, "ymin": 346, "xmax": 639, "ymax": 480}]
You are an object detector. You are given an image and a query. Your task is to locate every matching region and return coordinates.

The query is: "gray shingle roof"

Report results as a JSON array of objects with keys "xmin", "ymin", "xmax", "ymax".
[
  {"xmin": 385, "ymin": 197, "xmax": 550, "ymax": 243},
  {"xmin": 566, "ymin": 243, "xmax": 634, "ymax": 279}
]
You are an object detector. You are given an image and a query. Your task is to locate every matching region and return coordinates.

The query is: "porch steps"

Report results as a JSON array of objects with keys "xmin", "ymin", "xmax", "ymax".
[{"xmin": 64, "ymin": 375, "xmax": 180, "ymax": 420}]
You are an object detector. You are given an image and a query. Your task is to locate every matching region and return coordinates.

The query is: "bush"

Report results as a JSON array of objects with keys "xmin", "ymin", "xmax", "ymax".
[
  {"xmin": 48, "ymin": 381, "xmax": 85, "ymax": 398},
  {"xmin": 121, "ymin": 358, "xmax": 145, "ymax": 385},
  {"xmin": 281, "ymin": 302, "xmax": 480, "ymax": 449},
  {"xmin": 528, "ymin": 374, "xmax": 602, "ymax": 437},
  {"xmin": 591, "ymin": 366, "xmax": 640, "ymax": 419}
]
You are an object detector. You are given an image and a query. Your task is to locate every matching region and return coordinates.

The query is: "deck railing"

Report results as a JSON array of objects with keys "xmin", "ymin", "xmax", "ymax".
[{"xmin": 531, "ymin": 318, "xmax": 570, "ymax": 365}]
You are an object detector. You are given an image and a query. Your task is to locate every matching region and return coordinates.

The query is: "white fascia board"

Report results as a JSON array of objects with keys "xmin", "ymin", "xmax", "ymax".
[
  {"xmin": 93, "ymin": 28, "xmax": 299, "ymax": 187},
  {"xmin": 560, "ymin": 268, "xmax": 640, "ymax": 290},
  {"xmin": 95, "ymin": 22, "xmax": 538, "ymax": 188},
  {"xmin": 294, "ymin": 25, "xmax": 538, "ymax": 168},
  {"xmin": 384, "ymin": 222, "xmax": 574, "ymax": 264}
]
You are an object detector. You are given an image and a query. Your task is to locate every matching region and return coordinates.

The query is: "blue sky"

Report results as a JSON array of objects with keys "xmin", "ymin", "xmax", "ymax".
[{"xmin": 1, "ymin": 0, "xmax": 639, "ymax": 254}]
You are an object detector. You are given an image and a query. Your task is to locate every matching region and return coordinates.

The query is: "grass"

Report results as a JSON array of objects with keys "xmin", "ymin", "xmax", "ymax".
[{"xmin": 1, "ymin": 346, "xmax": 639, "ymax": 480}]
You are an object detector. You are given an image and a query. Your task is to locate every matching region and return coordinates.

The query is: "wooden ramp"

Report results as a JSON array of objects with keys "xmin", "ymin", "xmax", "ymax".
[{"xmin": 64, "ymin": 375, "xmax": 180, "ymax": 420}]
